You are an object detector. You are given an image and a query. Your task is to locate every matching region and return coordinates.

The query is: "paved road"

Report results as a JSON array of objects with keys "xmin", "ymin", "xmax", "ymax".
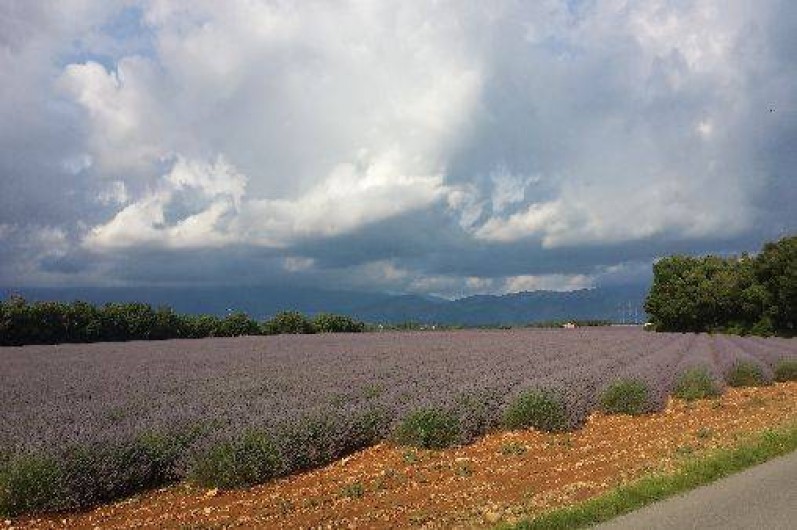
[{"xmin": 595, "ymin": 451, "xmax": 797, "ymax": 529}]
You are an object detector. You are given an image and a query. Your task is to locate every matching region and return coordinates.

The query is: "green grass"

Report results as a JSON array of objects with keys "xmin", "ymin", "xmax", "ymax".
[
  {"xmin": 502, "ymin": 422, "xmax": 797, "ymax": 530},
  {"xmin": 500, "ymin": 441, "xmax": 528, "ymax": 456},
  {"xmin": 340, "ymin": 481, "xmax": 365, "ymax": 499}
]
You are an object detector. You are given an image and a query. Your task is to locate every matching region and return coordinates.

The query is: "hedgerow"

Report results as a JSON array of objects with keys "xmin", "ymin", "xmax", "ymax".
[{"xmin": 0, "ymin": 296, "xmax": 364, "ymax": 345}]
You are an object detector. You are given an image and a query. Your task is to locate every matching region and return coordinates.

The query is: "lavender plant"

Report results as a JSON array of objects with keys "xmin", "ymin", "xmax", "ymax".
[
  {"xmin": 774, "ymin": 358, "xmax": 797, "ymax": 382},
  {"xmin": 726, "ymin": 361, "xmax": 768, "ymax": 387},
  {"xmin": 392, "ymin": 408, "xmax": 460, "ymax": 449},
  {"xmin": 598, "ymin": 378, "xmax": 653, "ymax": 415},
  {"xmin": 673, "ymin": 367, "xmax": 721, "ymax": 400},
  {"xmin": 503, "ymin": 389, "xmax": 568, "ymax": 432},
  {"xmin": 0, "ymin": 328, "xmax": 794, "ymax": 516}
]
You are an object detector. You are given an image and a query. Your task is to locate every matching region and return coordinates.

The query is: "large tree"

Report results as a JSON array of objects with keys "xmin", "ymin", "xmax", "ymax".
[
  {"xmin": 645, "ymin": 235, "xmax": 795, "ymax": 336},
  {"xmin": 755, "ymin": 235, "xmax": 797, "ymax": 335}
]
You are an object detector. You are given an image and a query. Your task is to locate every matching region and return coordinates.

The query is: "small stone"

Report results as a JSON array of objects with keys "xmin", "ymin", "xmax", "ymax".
[
  {"xmin": 205, "ymin": 488, "xmax": 219, "ymax": 497},
  {"xmin": 483, "ymin": 511, "xmax": 501, "ymax": 524},
  {"xmin": 203, "ymin": 507, "xmax": 213, "ymax": 515}
]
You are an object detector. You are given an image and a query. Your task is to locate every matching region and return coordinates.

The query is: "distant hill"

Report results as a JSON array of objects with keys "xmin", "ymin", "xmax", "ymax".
[
  {"xmin": 352, "ymin": 285, "xmax": 648, "ymax": 325},
  {"xmin": 1, "ymin": 284, "xmax": 648, "ymax": 326}
]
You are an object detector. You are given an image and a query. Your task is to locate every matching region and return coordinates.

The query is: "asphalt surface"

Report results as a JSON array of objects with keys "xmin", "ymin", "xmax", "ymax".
[{"xmin": 594, "ymin": 450, "xmax": 797, "ymax": 530}]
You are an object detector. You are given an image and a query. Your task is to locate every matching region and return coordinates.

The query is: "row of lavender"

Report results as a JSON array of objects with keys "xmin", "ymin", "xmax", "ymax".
[{"xmin": 1, "ymin": 329, "xmax": 795, "ymax": 515}]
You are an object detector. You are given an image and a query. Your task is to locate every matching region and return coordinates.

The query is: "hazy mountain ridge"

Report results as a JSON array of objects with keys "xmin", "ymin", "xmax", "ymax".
[{"xmin": 3, "ymin": 284, "xmax": 648, "ymax": 325}]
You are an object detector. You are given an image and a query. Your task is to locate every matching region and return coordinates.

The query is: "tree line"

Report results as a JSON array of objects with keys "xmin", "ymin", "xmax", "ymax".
[
  {"xmin": 0, "ymin": 297, "xmax": 365, "ymax": 346},
  {"xmin": 644, "ymin": 234, "xmax": 795, "ymax": 336}
]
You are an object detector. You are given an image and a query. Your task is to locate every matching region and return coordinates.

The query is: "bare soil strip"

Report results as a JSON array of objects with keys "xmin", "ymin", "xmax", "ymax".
[{"xmin": 11, "ymin": 382, "xmax": 796, "ymax": 530}]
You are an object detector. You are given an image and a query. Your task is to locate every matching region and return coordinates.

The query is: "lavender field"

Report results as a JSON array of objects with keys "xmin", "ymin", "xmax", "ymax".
[{"xmin": 1, "ymin": 328, "xmax": 796, "ymax": 515}]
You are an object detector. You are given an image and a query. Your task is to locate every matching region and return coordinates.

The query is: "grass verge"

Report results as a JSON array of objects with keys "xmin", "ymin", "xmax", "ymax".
[{"xmin": 504, "ymin": 421, "xmax": 797, "ymax": 530}]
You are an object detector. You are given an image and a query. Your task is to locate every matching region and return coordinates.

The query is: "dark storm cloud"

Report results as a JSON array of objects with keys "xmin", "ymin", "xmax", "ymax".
[{"xmin": 0, "ymin": 1, "xmax": 794, "ymax": 296}]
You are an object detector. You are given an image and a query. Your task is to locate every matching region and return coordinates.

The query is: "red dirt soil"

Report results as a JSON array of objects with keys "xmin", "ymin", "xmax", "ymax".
[{"xmin": 11, "ymin": 382, "xmax": 797, "ymax": 530}]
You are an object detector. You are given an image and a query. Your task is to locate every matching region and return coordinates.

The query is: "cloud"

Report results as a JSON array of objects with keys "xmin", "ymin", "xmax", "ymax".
[
  {"xmin": 0, "ymin": 0, "xmax": 795, "ymax": 294},
  {"xmin": 318, "ymin": 258, "xmax": 595, "ymax": 299},
  {"xmin": 60, "ymin": 1, "xmax": 482, "ymax": 251},
  {"xmin": 59, "ymin": 57, "xmax": 169, "ymax": 174},
  {"xmin": 97, "ymin": 180, "xmax": 129, "ymax": 206},
  {"xmin": 84, "ymin": 155, "xmax": 245, "ymax": 250},
  {"xmin": 445, "ymin": 0, "xmax": 777, "ymax": 248},
  {"xmin": 475, "ymin": 201, "xmax": 564, "ymax": 244}
]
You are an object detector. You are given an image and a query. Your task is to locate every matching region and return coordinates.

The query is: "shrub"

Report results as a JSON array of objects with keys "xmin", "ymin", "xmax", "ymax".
[
  {"xmin": 120, "ymin": 432, "xmax": 192, "ymax": 488},
  {"xmin": 725, "ymin": 361, "xmax": 766, "ymax": 387},
  {"xmin": 598, "ymin": 379, "xmax": 651, "ymax": 415},
  {"xmin": 347, "ymin": 407, "xmax": 392, "ymax": 449},
  {"xmin": 774, "ymin": 358, "xmax": 797, "ymax": 382},
  {"xmin": 1, "ymin": 430, "xmax": 202, "ymax": 516},
  {"xmin": 313, "ymin": 313, "xmax": 365, "ymax": 333},
  {"xmin": 262, "ymin": 311, "xmax": 315, "ymax": 335},
  {"xmin": 189, "ymin": 431, "xmax": 283, "ymax": 489},
  {"xmin": 503, "ymin": 389, "xmax": 568, "ymax": 432},
  {"xmin": 500, "ymin": 441, "xmax": 527, "ymax": 456},
  {"xmin": 0, "ymin": 453, "xmax": 62, "ymax": 516},
  {"xmin": 454, "ymin": 390, "xmax": 503, "ymax": 443},
  {"xmin": 182, "ymin": 314, "xmax": 222, "ymax": 338},
  {"xmin": 340, "ymin": 481, "xmax": 365, "ymax": 498},
  {"xmin": 393, "ymin": 408, "xmax": 460, "ymax": 449},
  {"xmin": 673, "ymin": 368, "xmax": 721, "ymax": 401},
  {"xmin": 276, "ymin": 416, "xmax": 344, "ymax": 472},
  {"xmin": 214, "ymin": 312, "xmax": 260, "ymax": 337}
]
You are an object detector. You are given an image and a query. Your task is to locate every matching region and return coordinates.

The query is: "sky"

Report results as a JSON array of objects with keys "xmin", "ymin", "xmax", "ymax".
[{"xmin": 0, "ymin": 0, "xmax": 795, "ymax": 299}]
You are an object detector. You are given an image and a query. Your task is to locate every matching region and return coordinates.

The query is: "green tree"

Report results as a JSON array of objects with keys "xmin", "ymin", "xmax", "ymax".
[
  {"xmin": 645, "ymin": 256, "xmax": 707, "ymax": 332},
  {"xmin": 262, "ymin": 311, "xmax": 315, "ymax": 335},
  {"xmin": 151, "ymin": 306, "xmax": 182, "ymax": 340},
  {"xmin": 215, "ymin": 312, "xmax": 260, "ymax": 337},
  {"xmin": 0, "ymin": 296, "xmax": 36, "ymax": 345},
  {"xmin": 180, "ymin": 314, "xmax": 222, "ymax": 338},
  {"xmin": 755, "ymin": 235, "xmax": 796, "ymax": 335},
  {"xmin": 313, "ymin": 313, "xmax": 365, "ymax": 333},
  {"xmin": 645, "ymin": 234, "xmax": 795, "ymax": 336},
  {"xmin": 66, "ymin": 301, "xmax": 102, "ymax": 342}
]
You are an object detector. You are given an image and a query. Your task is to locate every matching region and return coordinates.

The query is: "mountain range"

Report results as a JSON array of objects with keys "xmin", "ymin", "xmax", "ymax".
[{"xmin": 2, "ymin": 284, "xmax": 649, "ymax": 325}]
